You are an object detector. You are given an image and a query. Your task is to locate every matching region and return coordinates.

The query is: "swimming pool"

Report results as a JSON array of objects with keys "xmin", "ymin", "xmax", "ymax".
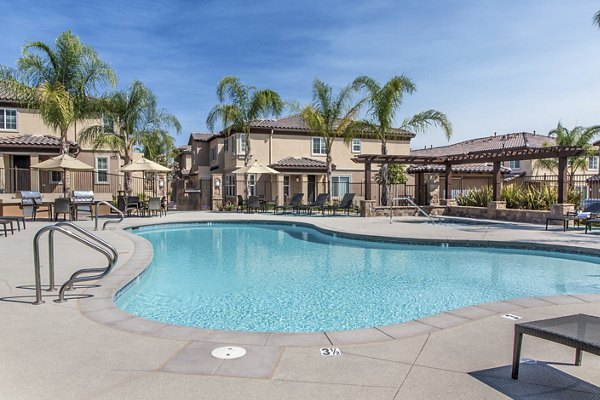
[{"xmin": 115, "ymin": 222, "xmax": 600, "ymax": 332}]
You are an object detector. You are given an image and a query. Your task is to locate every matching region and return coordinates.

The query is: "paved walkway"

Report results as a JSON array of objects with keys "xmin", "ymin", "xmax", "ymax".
[{"xmin": 2, "ymin": 212, "xmax": 600, "ymax": 399}]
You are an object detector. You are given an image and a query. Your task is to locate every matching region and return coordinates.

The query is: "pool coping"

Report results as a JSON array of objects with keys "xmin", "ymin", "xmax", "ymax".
[{"xmin": 79, "ymin": 217, "xmax": 600, "ymax": 352}]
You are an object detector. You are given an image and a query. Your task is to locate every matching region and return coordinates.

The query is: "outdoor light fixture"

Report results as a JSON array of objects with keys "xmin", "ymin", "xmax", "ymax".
[{"xmin": 214, "ymin": 178, "xmax": 221, "ymax": 188}]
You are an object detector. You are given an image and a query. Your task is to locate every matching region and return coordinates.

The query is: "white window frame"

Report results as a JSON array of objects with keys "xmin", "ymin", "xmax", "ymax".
[
  {"xmin": 95, "ymin": 156, "xmax": 109, "ymax": 184},
  {"xmin": 351, "ymin": 138, "xmax": 361, "ymax": 153},
  {"xmin": 102, "ymin": 115, "xmax": 114, "ymax": 133},
  {"xmin": 508, "ymin": 160, "xmax": 521, "ymax": 169},
  {"xmin": 331, "ymin": 175, "xmax": 351, "ymax": 197},
  {"xmin": 0, "ymin": 108, "xmax": 17, "ymax": 130},
  {"xmin": 225, "ymin": 174, "xmax": 236, "ymax": 197},
  {"xmin": 589, "ymin": 156, "xmax": 599, "ymax": 171},
  {"xmin": 49, "ymin": 170, "xmax": 63, "ymax": 184},
  {"xmin": 238, "ymin": 133, "xmax": 247, "ymax": 154},
  {"xmin": 248, "ymin": 174, "xmax": 256, "ymax": 196},
  {"xmin": 311, "ymin": 137, "xmax": 326, "ymax": 156}
]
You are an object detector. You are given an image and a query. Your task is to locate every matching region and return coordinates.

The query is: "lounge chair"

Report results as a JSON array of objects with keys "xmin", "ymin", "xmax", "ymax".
[
  {"xmin": 0, "ymin": 219, "xmax": 15, "ymax": 237},
  {"xmin": 20, "ymin": 191, "xmax": 51, "ymax": 220},
  {"xmin": 0, "ymin": 216, "xmax": 26, "ymax": 231},
  {"xmin": 324, "ymin": 193, "xmax": 356, "ymax": 216},
  {"xmin": 299, "ymin": 193, "xmax": 329, "ymax": 215},
  {"xmin": 274, "ymin": 193, "xmax": 304, "ymax": 214},
  {"xmin": 545, "ymin": 202, "xmax": 600, "ymax": 231}
]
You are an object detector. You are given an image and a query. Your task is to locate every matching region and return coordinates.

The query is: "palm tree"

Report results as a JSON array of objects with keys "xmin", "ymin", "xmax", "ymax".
[
  {"xmin": 351, "ymin": 75, "xmax": 452, "ymax": 205},
  {"xmin": 301, "ymin": 79, "xmax": 366, "ymax": 196},
  {"xmin": 0, "ymin": 30, "xmax": 116, "ymax": 154},
  {"xmin": 79, "ymin": 80, "xmax": 181, "ymax": 194},
  {"xmin": 535, "ymin": 122, "xmax": 600, "ymax": 183},
  {"xmin": 206, "ymin": 76, "xmax": 283, "ymax": 196},
  {"xmin": 140, "ymin": 129, "xmax": 177, "ymax": 166},
  {"xmin": 594, "ymin": 10, "xmax": 600, "ymax": 27}
]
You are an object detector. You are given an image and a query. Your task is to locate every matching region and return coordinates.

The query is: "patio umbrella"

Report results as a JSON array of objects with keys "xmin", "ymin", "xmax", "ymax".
[
  {"xmin": 120, "ymin": 157, "xmax": 171, "ymax": 196},
  {"xmin": 31, "ymin": 154, "xmax": 94, "ymax": 197},
  {"xmin": 233, "ymin": 161, "xmax": 280, "ymax": 175}
]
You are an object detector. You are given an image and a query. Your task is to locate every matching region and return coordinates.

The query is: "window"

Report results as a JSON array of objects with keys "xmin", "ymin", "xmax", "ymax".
[
  {"xmin": 225, "ymin": 174, "xmax": 236, "ymax": 197},
  {"xmin": 351, "ymin": 138, "xmax": 361, "ymax": 153},
  {"xmin": 248, "ymin": 174, "xmax": 256, "ymax": 196},
  {"xmin": 508, "ymin": 160, "xmax": 520, "ymax": 169},
  {"xmin": 283, "ymin": 175, "xmax": 290, "ymax": 200},
  {"xmin": 238, "ymin": 133, "xmax": 247, "ymax": 154},
  {"xmin": 49, "ymin": 171, "xmax": 62, "ymax": 184},
  {"xmin": 589, "ymin": 156, "xmax": 599, "ymax": 171},
  {"xmin": 331, "ymin": 176, "xmax": 350, "ymax": 197},
  {"xmin": 0, "ymin": 108, "xmax": 17, "ymax": 130},
  {"xmin": 102, "ymin": 115, "xmax": 114, "ymax": 133},
  {"xmin": 231, "ymin": 136, "xmax": 236, "ymax": 154},
  {"xmin": 312, "ymin": 137, "xmax": 326, "ymax": 155},
  {"xmin": 223, "ymin": 136, "xmax": 229, "ymax": 152},
  {"xmin": 96, "ymin": 156, "xmax": 109, "ymax": 184},
  {"xmin": 210, "ymin": 147, "xmax": 217, "ymax": 162}
]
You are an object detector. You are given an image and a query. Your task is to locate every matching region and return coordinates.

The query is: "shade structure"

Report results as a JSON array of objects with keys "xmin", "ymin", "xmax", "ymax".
[
  {"xmin": 31, "ymin": 154, "xmax": 94, "ymax": 197},
  {"xmin": 119, "ymin": 157, "xmax": 171, "ymax": 173},
  {"xmin": 233, "ymin": 161, "xmax": 280, "ymax": 175},
  {"xmin": 30, "ymin": 154, "xmax": 94, "ymax": 172}
]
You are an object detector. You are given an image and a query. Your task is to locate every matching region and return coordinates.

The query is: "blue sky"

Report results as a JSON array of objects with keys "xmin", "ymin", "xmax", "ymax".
[{"xmin": 2, "ymin": 0, "xmax": 600, "ymax": 149}]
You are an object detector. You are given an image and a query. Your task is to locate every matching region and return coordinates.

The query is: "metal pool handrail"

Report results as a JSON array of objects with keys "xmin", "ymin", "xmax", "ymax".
[
  {"xmin": 32, "ymin": 222, "xmax": 118, "ymax": 304},
  {"xmin": 390, "ymin": 196, "xmax": 435, "ymax": 224},
  {"xmin": 94, "ymin": 201, "xmax": 124, "ymax": 231}
]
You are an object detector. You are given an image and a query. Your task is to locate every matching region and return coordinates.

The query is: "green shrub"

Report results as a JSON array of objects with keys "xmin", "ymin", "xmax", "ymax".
[
  {"xmin": 455, "ymin": 186, "xmax": 492, "ymax": 207},
  {"xmin": 456, "ymin": 184, "xmax": 582, "ymax": 210}
]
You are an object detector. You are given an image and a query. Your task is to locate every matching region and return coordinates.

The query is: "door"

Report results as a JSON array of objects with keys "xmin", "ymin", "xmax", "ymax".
[
  {"xmin": 307, "ymin": 175, "xmax": 316, "ymax": 203},
  {"xmin": 12, "ymin": 155, "xmax": 31, "ymax": 192}
]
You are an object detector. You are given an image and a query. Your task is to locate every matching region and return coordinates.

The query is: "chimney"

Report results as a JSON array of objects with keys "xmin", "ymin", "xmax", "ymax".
[{"xmin": 494, "ymin": 132, "xmax": 497, "ymax": 136}]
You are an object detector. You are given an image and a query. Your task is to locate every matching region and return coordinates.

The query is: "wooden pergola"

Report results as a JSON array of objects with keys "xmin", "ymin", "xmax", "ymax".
[{"xmin": 352, "ymin": 133, "xmax": 585, "ymax": 204}]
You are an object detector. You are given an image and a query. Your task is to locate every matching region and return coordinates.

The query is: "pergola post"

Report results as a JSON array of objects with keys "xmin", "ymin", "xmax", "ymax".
[
  {"xmin": 444, "ymin": 163, "xmax": 452, "ymax": 200},
  {"xmin": 365, "ymin": 162, "xmax": 371, "ymax": 200},
  {"xmin": 492, "ymin": 161, "xmax": 502, "ymax": 201},
  {"xmin": 558, "ymin": 156, "xmax": 568, "ymax": 203}
]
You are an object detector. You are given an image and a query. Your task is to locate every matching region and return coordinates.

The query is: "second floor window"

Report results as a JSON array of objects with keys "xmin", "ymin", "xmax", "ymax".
[
  {"xmin": 210, "ymin": 147, "xmax": 217, "ymax": 162},
  {"xmin": 223, "ymin": 136, "xmax": 229, "ymax": 152},
  {"xmin": 589, "ymin": 156, "xmax": 599, "ymax": 170},
  {"xmin": 96, "ymin": 157, "xmax": 109, "ymax": 183},
  {"xmin": 238, "ymin": 133, "xmax": 247, "ymax": 154},
  {"xmin": 102, "ymin": 115, "xmax": 114, "ymax": 133},
  {"xmin": 352, "ymin": 138, "xmax": 361, "ymax": 153},
  {"xmin": 508, "ymin": 160, "xmax": 520, "ymax": 169},
  {"xmin": 0, "ymin": 108, "xmax": 17, "ymax": 130},
  {"xmin": 312, "ymin": 137, "xmax": 326, "ymax": 155}
]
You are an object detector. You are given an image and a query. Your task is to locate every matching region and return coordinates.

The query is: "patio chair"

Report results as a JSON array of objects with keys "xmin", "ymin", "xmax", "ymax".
[
  {"xmin": 546, "ymin": 202, "xmax": 600, "ymax": 231},
  {"xmin": 299, "ymin": 193, "xmax": 329, "ymax": 215},
  {"xmin": 72, "ymin": 191, "xmax": 94, "ymax": 220},
  {"xmin": 0, "ymin": 216, "xmax": 25, "ymax": 231},
  {"xmin": 19, "ymin": 191, "xmax": 51, "ymax": 220},
  {"xmin": 236, "ymin": 195, "xmax": 247, "ymax": 213},
  {"xmin": 146, "ymin": 197, "xmax": 163, "ymax": 217},
  {"xmin": 246, "ymin": 196, "xmax": 261, "ymax": 213},
  {"xmin": 160, "ymin": 196, "xmax": 168, "ymax": 215},
  {"xmin": 0, "ymin": 219, "xmax": 15, "ymax": 237},
  {"xmin": 54, "ymin": 197, "xmax": 72, "ymax": 221},
  {"xmin": 324, "ymin": 193, "xmax": 356, "ymax": 216},
  {"xmin": 263, "ymin": 195, "xmax": 278, "ymax": 211},
  {"xmin": 274, "ymin": 193, "xmax": 304, "ymax": 214}
]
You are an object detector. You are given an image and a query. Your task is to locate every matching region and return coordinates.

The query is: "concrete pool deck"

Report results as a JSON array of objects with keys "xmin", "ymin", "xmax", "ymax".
[{"xmin": 2, "ymin": 212, "xmax": 600, "ymax": 399}]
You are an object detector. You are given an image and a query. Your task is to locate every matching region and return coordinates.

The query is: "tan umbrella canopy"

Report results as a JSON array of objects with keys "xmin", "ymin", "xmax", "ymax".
[
  {"xmin": 31, "ymin": 154, "xmax": 94, "ymax": 197},
  {"xmin": 233, "ymin": 161, "xmax": 280, "ymax": 175},
  {"xmin": 119, "ymin": 157, "xmax": 171, "ymax": 173}
]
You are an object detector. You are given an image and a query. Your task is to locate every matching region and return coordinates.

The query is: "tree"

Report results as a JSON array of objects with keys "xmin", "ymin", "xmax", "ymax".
[
  {"xmin": 594, "ymin": 10, "xmax": 600, "ymax": 28},
  {"xmin": 302, "ymin": 79, "xmax": 365, "ymax": 196},
  {"xmin": 0, "ymin": 31, "xmax": 116, "ymax": 154},
  {"xmin": 206, "ymin": 76, "xmax": 283, "ymax": 197},
  {"xmin": 374, "ymin": 163, "xmax": 407, "ymax": 185},
  {"xmin": 79, "ymin": 80, "xmax": 181, "ymax": 194},
  {"xmin": 139, "ymin": 129, "xmax": 177, "ymax": 166},
  {"xmin": 535, "ymin": 122, "xmax": 600, "ymax": 183},
  {"xmin": 351, "ymin": 75, "xmax": 452, "ymax": 205}
]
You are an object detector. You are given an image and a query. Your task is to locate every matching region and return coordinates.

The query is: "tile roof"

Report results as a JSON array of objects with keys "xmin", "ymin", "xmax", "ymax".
[
  {"xmin": 190, "ymin": 132, "xmax": 216, "ymax": 142},
  {"xmin": 178, "ymin": 145, "xmax": 191, "ymax": 152},
  {"xmin": 0, "ymin": 85, "xmax": 19, "ymax": 102},
  {"xmin": 0, "ymin": 134, "xmax": 73, "ymax": 147},
  {"xmin": 406, "ymin": 163, "xmax": 511, "ymax": 174},
  {"xmin": 271, "ymin": 157, "xmax": 329, "ymax": 170},
  {"xmin": 411, "ymin": 132, "xmax": 555, "ymax": 157},
  {"xmin": 250, "ymin": 114, "xmax": 309, "ymax": 130}
]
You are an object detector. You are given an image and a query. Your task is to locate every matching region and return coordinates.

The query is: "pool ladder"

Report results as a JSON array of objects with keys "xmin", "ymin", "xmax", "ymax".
[
  {"xmin": 94, "ymin": 201, "xmax": 124, "ymax": 231},
  {"xmin": 390, "ymin": 196, "xmax": 436, "ymax": 224},
  {"xmin": 32, "ymin": 221, "xmax": 119, "ymax": 305}
]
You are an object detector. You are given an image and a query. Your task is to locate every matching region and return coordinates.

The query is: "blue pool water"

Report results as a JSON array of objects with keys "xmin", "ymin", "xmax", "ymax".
[{"xmin": 115, "ymin": 223, "xmax": 600, "ymax": 332}]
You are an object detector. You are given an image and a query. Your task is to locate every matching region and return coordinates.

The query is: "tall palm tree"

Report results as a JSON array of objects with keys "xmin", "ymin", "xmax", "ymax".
[
  {"xmin": 140, "ymin": 129, "xmax": 177, "ymax": 166},
  {"xmin": 594, "ymin": 10, "xmax": 600, "ymax": 27},
  {"xmin": 535, "ymin": 122, "xmax": 600, "ymax": 183},
  {"xmin": 351, "ymin": 75, "xmax": 452, "ymax": 205},
  {"xmin": 302, "ymin": 79, "xmax": 366, "ymax": 196},
  {"xmin": 206, "ymin": 76, "xmax": 283, "ymax": 196},
  {"xmin": 79, "ymin": 80, "xmax": 181, "ymax": 194},
  {"xmin": 0, "ymin": 31, "xmax": 116, "ymax": 154}
]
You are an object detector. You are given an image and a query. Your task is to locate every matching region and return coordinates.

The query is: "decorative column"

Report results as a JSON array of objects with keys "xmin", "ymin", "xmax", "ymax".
[
  {"xmin": 492, "ymin": 161, "xmax": 502, "ymax": 201},
  {"xmin": 364, "ymin": 162, "xmax": 371, "ymax": 200},
  {"xmin": 557, "ymin": 156, "xmax": 568, "ymax": 204},
  {"xmin": 444, "ymin": 163, "xmax": 452, "ymax": 201}
]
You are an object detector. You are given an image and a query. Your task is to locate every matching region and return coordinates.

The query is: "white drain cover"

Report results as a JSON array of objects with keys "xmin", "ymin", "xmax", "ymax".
[{"xmin": 211, "ymin": 346, "xmax": 246, "ymax": 360}]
